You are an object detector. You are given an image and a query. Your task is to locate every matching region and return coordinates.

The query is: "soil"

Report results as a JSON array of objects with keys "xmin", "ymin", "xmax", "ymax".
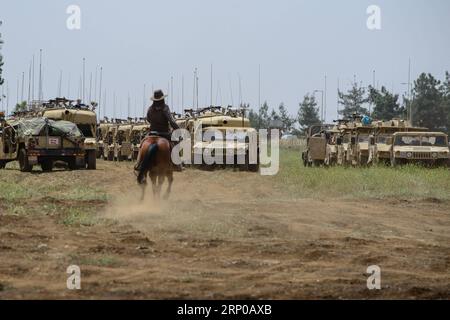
[{"xmin": 0, "ymin": 161, "xmax": 449, "ymax": 299}]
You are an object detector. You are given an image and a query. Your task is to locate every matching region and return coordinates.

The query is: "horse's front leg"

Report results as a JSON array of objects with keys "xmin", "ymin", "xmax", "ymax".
[{"xmin": 163, "ymin": 171, "xmax": 173, "ymax": 200}]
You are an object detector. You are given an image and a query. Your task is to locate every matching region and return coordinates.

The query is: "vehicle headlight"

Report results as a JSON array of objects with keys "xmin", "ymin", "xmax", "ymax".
[
  {"xmin": 432, "ymin": 152, "xmax": 438, "ymax": 159},
  {"xmin": 406, "ymin": 152, "xmax": 413, "ymax": 158}
]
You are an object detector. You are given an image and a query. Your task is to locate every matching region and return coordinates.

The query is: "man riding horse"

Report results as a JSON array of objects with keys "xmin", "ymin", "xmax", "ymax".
[{"xmin": 134, "ymin": 90, "xmax": 179, "ymax": 199}]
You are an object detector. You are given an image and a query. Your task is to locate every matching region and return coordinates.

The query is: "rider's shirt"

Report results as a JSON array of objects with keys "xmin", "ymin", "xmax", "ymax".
[{"xmin": 146, "ymin": 102, "xmax": 180, "ymax": 133}]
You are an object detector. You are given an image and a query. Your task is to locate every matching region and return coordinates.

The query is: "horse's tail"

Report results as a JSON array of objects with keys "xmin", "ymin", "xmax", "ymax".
[{"xmin": 137, "ymin": 143, "xmax": 159, "ymax": 184}]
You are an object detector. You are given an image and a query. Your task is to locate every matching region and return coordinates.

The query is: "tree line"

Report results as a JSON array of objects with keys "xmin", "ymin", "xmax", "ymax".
[{"xmin": 249, "ymin": 71, "xmax": 450, "ymax": 135}]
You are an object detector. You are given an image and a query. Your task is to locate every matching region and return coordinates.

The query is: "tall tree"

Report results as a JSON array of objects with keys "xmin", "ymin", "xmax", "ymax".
[
  {"xmin": 278, "ymin": 103, "xmax": 294, "ymax": 133},
  {"xmin": 411, "ymin": 73, "xmax": 446, "ymax": 131},
  {"xmin": 338, "ymin": 82, "xmax": 368, "ymax": 118},
  {"xmin": 368, "ymin": 86, "xmax": 405, "ymax": 120},
  {"xmin": 297, "ymin": 94, "xmax": 320, "ymax": 133},
  {"xmin": 440, "ymin": 71, "xmax": 450, "ymax": 133},
  {"xmin": 258, "ymin": 101, "xmax": 270, "ymax": 129}
]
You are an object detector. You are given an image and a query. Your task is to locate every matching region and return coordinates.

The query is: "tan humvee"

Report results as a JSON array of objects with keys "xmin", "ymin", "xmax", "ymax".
[
  {"xmin": 368, "ymin": 119, "xmax": 427, "ymax": 165},
  {"xmin": 115, "ymin": 123, "xmax": 133, "ymax": 161},
  {"xmin": 186, "ymin": 107, "xmax": 259, "ymax": 171},
  {"xmin": 0, "ymin": 113, "xmax": 86, "ymax": 172},
  {"xmin": 302, "ymin": 124, "xmax": 333, "ymax": 167},
  {"xmin": 97, "ymin": 121, "xmax": 111, "ymax": 159},
  {"xmin": 388, "ymin": 131, "xmax": 450, "ymax": 166},
  {"xmin": 38, "ymin": 98, "xmax": 98, "ymax": 169},
  {"xmin": 130, "ymin": 123, "xmax": 150, "ymax": 160},
  {"xmin": 103, "ymin": 123, "xmax": 118, "ymax": 161}
]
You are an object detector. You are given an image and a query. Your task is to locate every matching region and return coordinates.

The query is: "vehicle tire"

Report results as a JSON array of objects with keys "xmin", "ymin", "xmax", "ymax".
[
  {"xmin": 68, "ymin": 158, "xmax": 78, "ymax": 170},
  {"xmin": 87, "ymin": 150, "xmax": 96, "ymax": 170},
  {"xmin": 97, "ymin": 147, "xmax": 103, "ymax": 159},
  {"xmin": 390, "ymin": 156, "xmax": 397, "ymax": 167},
  {"xmin": 118, "ymin": 151, "xmax": 123, "ymax": 162},
  {"xmin": 107, "ymin": 151, "xmax": 114, "ymax": 161},
  {"xmin": 0, "ymin": 160, "xmax": 6, "ymax": 169},
  {"xmin": 18, "ymin": 148, "xmax": 33, "ymax": 172},
  {"xmin": 132, "ymin": 150, "xmax": 139, "ymax": 161},
  {"xmin": 40, "ymin": 159, "xmax": 53, "ymax": 172}
]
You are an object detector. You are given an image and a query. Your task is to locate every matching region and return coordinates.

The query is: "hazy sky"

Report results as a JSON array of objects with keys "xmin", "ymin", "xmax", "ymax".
[{"xmin": 1, "ymin": 0, "xmax": 449, "ymax": 122}]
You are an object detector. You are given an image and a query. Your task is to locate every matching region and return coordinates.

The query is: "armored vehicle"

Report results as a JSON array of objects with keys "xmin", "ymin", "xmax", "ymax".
[
  {"xmin": 0, "ymin": 113, "xmax": 85, "ymax": 172},
  {"xmin": 97, "ymin": 121, "xmax": 110, "ymax": 159},
  {"xmin": 186, "ymin": 106, "xmax": 259, "ymax": 171},
  {"xmin": 130, "ymin": 123, "xmax": 150, "ymax": 160},
  {"xmin": 38, "ymin": 98, "xmax": 97, "ymax": 169},
  {"xmin": 388, "ymin": 132, "xmax": 449, "ymax": 166},
  {"xmin": 103, "ymin": 123, "xmax": 118, "ymax": 161},
  {"xmin": 115, "ymin": 123, "xmax": 133, "ymax": 161},
  {"xmin": 302, "ymin": 124, "xmax": 334, "ymax": 167},
  {"xmin": 368, "ymin": 119, "xmax": 427, "ymax": 165}
]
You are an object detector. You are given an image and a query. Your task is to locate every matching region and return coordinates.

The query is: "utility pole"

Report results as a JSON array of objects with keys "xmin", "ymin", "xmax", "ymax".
[
  {"xmin": 324, "ymin": 75, "xmax": 327, "ymax": 123},
  {"xmin": 32, "ymin": 54, "xmax": 35, "ymax": 102},
  {"xmin": 38, "ymin": 49, "xmax": 42, "ymax": 102},
  {"xmin": 82, "ymin": 57, "xmax": 85, "ymax": 102},
  {"xmin": 181, "ymin": 75, "xmax": 184, "ymax": 113},
  {"xmin": 98, "ymin": 67, "xmax": 103, "ymax": 117},
  {"xmin": 408, "ymin": 58, "xmax": 412, "ymax": 124},
  {"xmin": 27, "ymin": 61, "xmax": 32, "ymax": 105},
  {"xmin": 314, "ymin": 89, "xmax": 324, "ymax": 124},
  {"xmin": 258, "ymin": 64, "xmax": 261, "ymax": 111},
  {"xmin": 210, "ymin": 64, "xmax": 213, "ymax": 107}
]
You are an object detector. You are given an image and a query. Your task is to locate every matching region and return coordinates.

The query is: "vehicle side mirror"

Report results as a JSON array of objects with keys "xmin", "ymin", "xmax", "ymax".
[
  {"xmin": 370, "ymin": 137, "xmax": 375, "ymax": 146},
  {"xmin": 351, "ymin": 137, "xmax": 356, "ymax": 145},
  {"xmin": 336, "ymin": 137, "xmax": 342, "ymax": 145}
]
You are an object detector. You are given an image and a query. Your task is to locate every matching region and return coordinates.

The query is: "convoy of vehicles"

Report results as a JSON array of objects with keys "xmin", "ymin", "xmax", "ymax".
[{"xmin": 303, "ymin": 114, "xmax": 450, "ymax": 168}]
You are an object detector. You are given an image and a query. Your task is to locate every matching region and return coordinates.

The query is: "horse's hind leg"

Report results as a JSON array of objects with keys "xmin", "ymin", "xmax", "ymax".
[
  {"xmin": 140, "ymin": 171, "xmax": 147, "ymax": 201},
  {"xmin": 150, "ymin": 173, "xmax": 158, "ymax": 198},
  {"xmin": 163, "ymin": 171, "xmax": 173, "ymax": 200},
  {"xmin": 156, "ymin": 174, "xmax": 165, "ymax": 198}
]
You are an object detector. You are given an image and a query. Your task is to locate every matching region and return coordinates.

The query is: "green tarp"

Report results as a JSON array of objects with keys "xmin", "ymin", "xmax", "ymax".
[{"xmin": 8, "ymin": 117, "xmax": 84, "ymax": 139}]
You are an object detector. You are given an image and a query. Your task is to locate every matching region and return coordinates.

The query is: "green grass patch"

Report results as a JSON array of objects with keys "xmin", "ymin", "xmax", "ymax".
[
  {"xmin": 61, "ymin": 207, "xmax": 99, "ymax": 227},
  {"xmin": 272, "ymin": 148, "xmax": 450, "ymax": 200}
]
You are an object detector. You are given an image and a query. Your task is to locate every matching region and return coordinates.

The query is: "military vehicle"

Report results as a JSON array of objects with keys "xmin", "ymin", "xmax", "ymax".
[
  {"xmin": 347, "ymin": 123, "xmax": 373, "ymax": 166},
  {"xmin": 183, "ymin": 106, "xmax": 259, "ymax": 171},
  {"xmin": 103, "ymin": 123, "xmax": 118, "ymax": 161},
  {"xmin": 115, "ymin": 122, "xmax": 133, "ymax": 161},
  {"xmin": 368, "ymin": 119, "xmax": 427, "ymax": 165},
  {"xmin": 130, "ymin": 123, "xmax": 150, "ymax": 160},
  {"xmin": 97, "ymin": 121, "xmax": 110, "ymax": 159},
  {"xmin": 38, "ymin": 98, "xmax": 97, "ymax": 169},
  {"xmin": 0, "ymin": 113, "xmax": 86, "ymax": 172},
  {"xmin": 388, "ymin": 131, "xmax": 450, "ymax": 166},
  {"xmin": 302, "ymin": 124, "xmax": 333, "ymax": 167},
  {"xmin": 324, "ymin": 127, "xmax": 341, "ymax": 166}
]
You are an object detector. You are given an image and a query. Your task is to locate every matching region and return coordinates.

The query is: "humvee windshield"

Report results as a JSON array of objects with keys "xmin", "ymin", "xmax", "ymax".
[
  {"xmin": 358, "ymin": 135, "xmax": 369, "ymax": 143},
  {"xmin": 376, "ymin": 134, "xmax": 390, "ymax": 143},
  {"xmin": 77, "ymin": 124, "xmax": 94, "ymax": 137},
  {"xmin": 394, "ymin": 135, "xmax": 448, "ymax": 147}
]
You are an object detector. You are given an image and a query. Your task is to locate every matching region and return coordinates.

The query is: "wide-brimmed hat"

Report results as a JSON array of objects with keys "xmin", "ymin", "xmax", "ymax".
[{"xmin": 151, "ymin": 89, "xmax": 168, "ymax": 102}]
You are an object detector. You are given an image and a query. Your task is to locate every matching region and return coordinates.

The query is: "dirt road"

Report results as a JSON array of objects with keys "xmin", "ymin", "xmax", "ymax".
[{"xmin": 0, "ymin": 160, "xmax": 449, "ymax": 299}]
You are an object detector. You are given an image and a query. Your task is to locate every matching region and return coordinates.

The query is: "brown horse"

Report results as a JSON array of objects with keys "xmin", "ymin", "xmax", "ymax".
[{"xmin": 136, "ymin": 135, "xmax": 174, "ymax": 200}]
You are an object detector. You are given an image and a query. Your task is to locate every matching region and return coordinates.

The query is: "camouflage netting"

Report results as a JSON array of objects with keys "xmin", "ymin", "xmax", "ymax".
[{"xmin": 8, "ymin": 117, "xmax": 84, "ymax": 139}]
